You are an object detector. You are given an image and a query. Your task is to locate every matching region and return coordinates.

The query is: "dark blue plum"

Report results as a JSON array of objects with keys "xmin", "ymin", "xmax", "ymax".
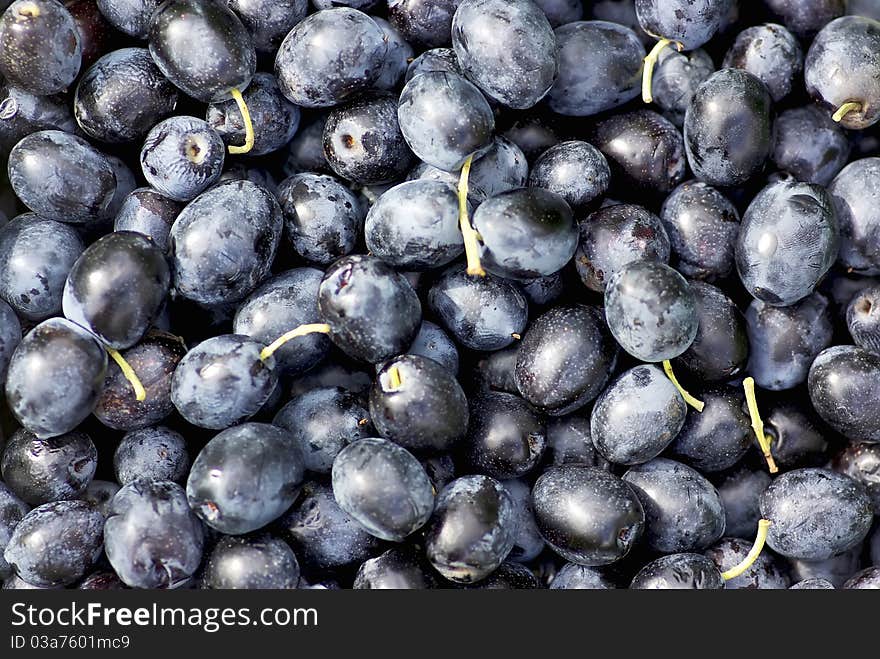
[
  {"xmin": 0, "ymin": 83, "xmax": 78, "ymax": 155},
  {"xmin": 74, "ymin": 47, "xmax": 179, "ymax": 144},
  {"xmin": 5, "ymin": 318, "xmax": 107, "ymax": 439},
  {"xmin": 635, "ymin": 0, "xmax": 731, "ymax": 50},
  {"xmin": 590, "ymin": 365, "xmax": 686, "ymax": 466},
  {"xmin": 847, "ymin": 285, "xmax": 880, "ymax": 352},
  {"xmin": 277, "ymin": 173, "xmax": 362, "ymax": 266},
  {"xmin": 224, "ymin": 0, "xmax": 307, "ymax": 52},
  {"xmin": 9, "ymin": 130, "xmax": 117, "ymax": 223},
  {"xmin": 353, "ymin": 547, "xmax": 438, "ymax": 589},
  {"xmin": 464, "ymin": 391, "xmax": 545, "ymax": 479},
  {"xmin": 206, "ymin": 72, "xmax": 300, "ymax": 156},
  {"xmin": 515, "ymin": 305, "xmax": 618, "ymax": 416},
  {"xmin": 736, "ymin": 179, "xmax": 839, "ymax": 306},
  {"xmin": 148, "ymin": 0, "xmax": 256, "ymax": 103},
  {"xmin": 705, "ymin": 537, "xmax": 790, "ymax": 589},
  {"xmin": 233, "ymin": 268, "xmax": 330, "ymax": 376},
  {"xmin": 575, "ymin": 203, "xmax": 671, "ymax": 293},
  {"xmin": 548, "ymin": 21, "xmax": 644, "ymax": 117},
  {"xmin": 113, "ymin": 426, "xmax": 189, "ymax": 486},
  {"xmin": 202, "ymin": 535, "xmax": 300, "ymax": 589},
  {"xmin": 623, "ymin": 458, "xmax": 726, "ymax": 553},
  {"xmin": 650, "ymin": 47, "xmax": 714, "ymax": 127},
  {"xmin": 549, "ymin": 563, "xmax": 616, "ymax": 589},
  {"xmin": 668, "ymin": 388, "xmax": 751, "ymax": 472},
  {"xmin": 273, "ymin": 386, "xmax": 373, "ymax": 473},
  {"xmin": 397, "ymin": 71, "xmax": 494, "ymax": 172},
  {"xmin": 722, "ymin": 23, "xmax": 802, "ymax": 102},
  {"xmin": 529, "ymin": 141, "xmax": 610, "ymax": 211},
  {"xmin": 745, "ymin": 292, "xmax": 833, "ymax": 390},
  {"xmin": 0, "ymin": 483, "xmax": 28, "ymax": 580},
  {"xmin": 97, "ymin": 0, "xmax": 161, "ymax": 37},
  {"xmin": 169, "ymin": 179, "xmax": 282, "ymax": 305},
  {"xmin": 451, "ymin": 0, "xmax": 558, "ymax": 110},
  {"xmin": 171, "ymin": 334, "xmax": 277, "ymax": 430},
  {"xmin": 428, "ymin": 267, "xmax": 528, "ymax": 352},
  {"xmin": 406, "ymin": 321, "xmax": 459, "ymax": 374},
  {"xmin": 140, "ymin": 116, "xmax": 225, "ymax": 202},
  {"xmin": 4, "ymin": 500, "xmax": 103, "ymax": 587},
  {"xmin": 760, "ymin": 468, "xmax": 873, "ymax": 560},
  {"xmin": 112, "ymin": 188, "xmax": 182, "ymax": 253},
  {"xmin": 630, "ymin": 554, "xmax": 724, "ymax": 589},
  {"xmin": 274, "ymin": 7, "xmax": 386, "ymax": 108},
  {"xmin": 187, "ymin": 423, "xmax": 304, "ymax": 535},
  {"xmin": 808, "ymin": 345, "xmax": 880, "ymax": 443},
  {"xmin": 828, "ymin": 158, "xmax": 880, "ymax": 275},
  {"xmin": 104, "ymin": 480, "xmax": 204, "ymax": 588}
]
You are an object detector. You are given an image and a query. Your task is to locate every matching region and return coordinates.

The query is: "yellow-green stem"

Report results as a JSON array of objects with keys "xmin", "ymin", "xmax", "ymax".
[
  {"xmin": 228, "ymin": 88, "xmax": 255, "ymax": 154},
  {"xmin": 388, "ymin": 365, "xmax": 403, "ymax": 389},
  {"xmin": 662, "ymin": 360, "xmax": 704, "ymax": 412},
  {"xmin": 107, "ymin": 348, "xmax": 146, "ymax": 402},
  {"xmin": 721, "ymin": 519, "xmax": 772, "ymax": 581},
  {"xmin": 642, "ymin": 38, "xmax": 682, "ymax": 104},
  {"xmin": 260, "ymin": 323, "xmax": 331, "ymax": 362},
  {"xmin": 458, "ymin": 154, "xmax": 486, "ymax": 277},
  {"xmin": 832, "ymin": 101, "xmax": 861, "ymax": 123},
  {"xmin": 743, "ymin": 376, "xmax": 778, "ymax": 474}
]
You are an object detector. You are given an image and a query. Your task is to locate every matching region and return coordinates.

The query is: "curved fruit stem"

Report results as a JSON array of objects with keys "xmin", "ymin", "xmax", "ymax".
[
  {"xmin": 662, "ymin": 360, "xmax": 704, "ymax": 412},
  {"xmin": 721, "ymin": 519, "xmax": 772, "ymax": 581},
  {"xmin": 832, "ymin": 101, "xmax": 861, "ymax": 123},
  {"xmin": 743, "ymin": 376, "xmax": 778, "ymax": 474},
  {"xmin": 387, "ymin": 365, "xmax": 403, "ymax": 389},
  {"xmin": 106, "ymin": 348, "xmax": 146, "ymax": 402},
  {"xmin": 228, "ymin": 88, "xmax": 255, "ymax": 155},
  {"xmin": 458, "ymin": 154, "xmax": 486, "ymax": 277},
  {"xmin": 260, "ymin": 323, "xmax": 331, "ymax": 362},
  {"xmin": 642, "ymin": 38, "xmax": 683, "ymax": 104}
]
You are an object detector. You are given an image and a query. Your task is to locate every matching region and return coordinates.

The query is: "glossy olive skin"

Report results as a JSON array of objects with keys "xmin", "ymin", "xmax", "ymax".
[
  {"xmin": 353, "ymin": 547, "xmax": 438, "ymax": 590},
  {"xmin": 547, "ymin": 20, "xmax": 645, "ymax": 117},
  {"xmin": 233, "ymin": 268, "xmax": 330, "ymax": 377},
  {"xmin": 5, "ymin": 318, "xmax": 107, "ymax": 439},
  {"xmin": 274, "ymin": 7, "xmax": 386, "ymax": 108},
  {"xmin": 592, "ymin": 109, "xmax": 686, "ymax": 194},
  {"xmin": 93, "ymin": 332, "xmax": 186, "ymax": 431},
  {"xmin": 668, "ymin": 388, "xmax": 751, "ymax": 472},
  {"xmin": 805, "ymin": 16, "xmax": 880, "ymax": 130},
  {"xmin": 202, "ymin": 535, "xmax": 300, "ymax": 590},
  {"xmin": 630, "ymin": 553, "xmax": 724, "ymax": 590},
  {"xmin": 514, "ymin": 305, "xmax": 618, "ymax": 416},
  {"xmin": 424, "ymin": 475, "xmax": 516, "ymax": 583},
  {"xmin": 760, "ymin": 468, "xmax": 874, "ymax": 560},
  {"xmin": 660, "ymin": 181, "xmax": 740, "ymax": 281},
  {"xmin": 451, "ymin": 0, "xmax": 559, "ymax": 110},
  {"xmin": 370, "ymin": 355, "xmax": 468, "ymax": 453},
  {"xmin": 772, "ymin": 106, "xmax": 850, "ymax": 186},
  {"xmin": 684, "ymin": 69, "xmax": 773, "ymax": 187},
  {"xmin": 8, "ymin": 130, "xmax": 117, "ymax": 224},
  {"xmin": 808, "ymin": 345, "xmax": 880, "ymax": 443},
  {"xmin": 532, "ymin": 465, "xmax": 644, "ymax": 566},
  {"xmin": 187, "ymin": 423, "xmax": 304, "ymax": 535},
  {"xmin": 623, "ymin": 458, "xmax": 726, "ymax": 554},
  {"xmin": 604, "ymin": 260, "xmax": 699, "ymax": 362},
  {"xmin": 331, "ymin": 438, "xmax": 434, "ymax": 541},
  {"xmin": 464, "ymin": 392, "xmax": 545, "ymax": 480},
  {"xmin": 0, "ymin": 0, "xmax": 82, "ymax": 96},
  {"xmin": 674, "ymin": 281, "xmax": 748, "ymax": 382},
  {"xmin": 317, "ymin": 255, "xmax": 422, "ymax": 364},
  {"xmin": 148, "ymin": 0, "xmax": 256, "ymax": 103},
  {"xmin": 735, "ymin": 180, "xmax": 839, "ymax": 307},
  {"xmin": 575, "ymin": 203, "xmax": 671, "ymax": 293},
  {"xmin": 828, "ymin": 158, "xmax": 880, "ymax": 275},
  {"xmin": 1, "ymin": 428, "xmax": 95, "ymax": 505},
  {"xmin": 169, "ymin": 180, "xmax": 282, "ymax": 306},
  {"xmin": 62, "ymin": 231, "xmax": 169, "ymax": 350},
  {"xmin": 171, "ymin": 335, "xmax": 277, "ymax": 430},
  {"xmin": 745, "ymin": 292, "xmax": 833, "ymax": 391},
  {"xmin": 74, "ymin": 47, "xmax": 179, "ymax": 144}
]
